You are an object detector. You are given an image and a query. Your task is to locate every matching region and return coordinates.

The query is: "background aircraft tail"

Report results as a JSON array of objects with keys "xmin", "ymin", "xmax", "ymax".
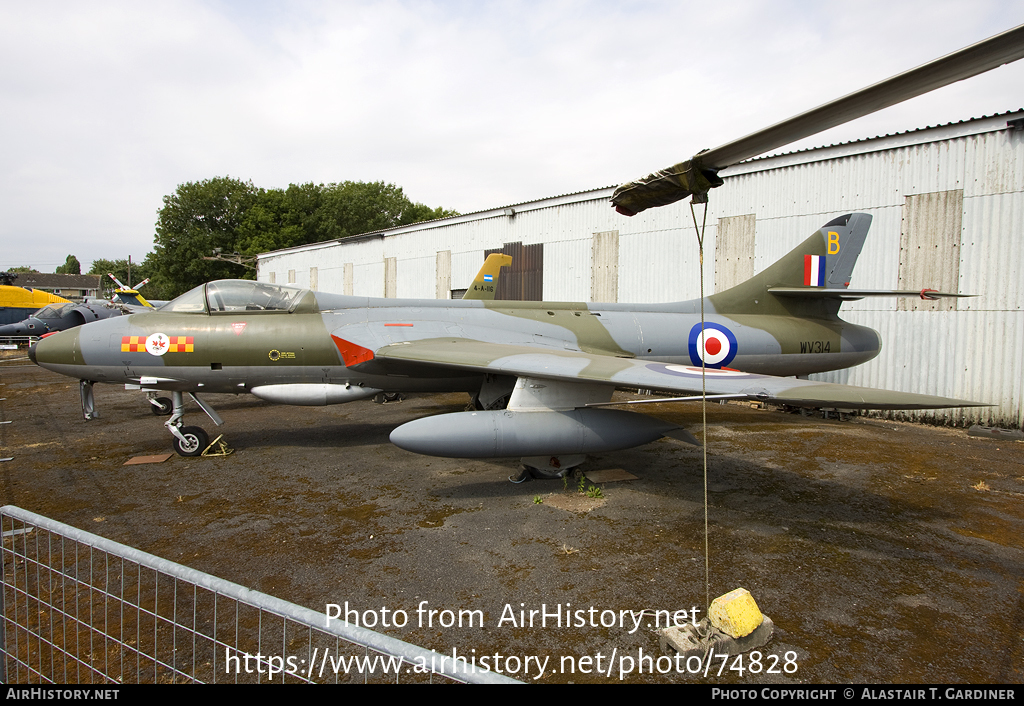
[
  {"xmin": 710, "ymin": 212, "xmax": 871, "ymax": 319},
  {"xmin": 463, "ymin": 253, "xmax": 513, "ymax": 300}
]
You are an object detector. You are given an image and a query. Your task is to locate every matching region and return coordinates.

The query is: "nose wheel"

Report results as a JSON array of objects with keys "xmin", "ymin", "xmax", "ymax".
[
  {"xmin": 149, "ymin": 395, "xmax": 173, "ymax": 416},
  {"xmin": 172, "ymin": 426, "xmax": 209, "ymax": 457}
]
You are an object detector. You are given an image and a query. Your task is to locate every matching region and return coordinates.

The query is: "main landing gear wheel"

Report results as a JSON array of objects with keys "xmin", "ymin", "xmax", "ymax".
[
  {"xmin": 151, "ymin": 397, "xmax": 173, "ymax": 416},
  {"xmin": 173, "ymin": 426, "xmax": 209, "ymax": 457}
]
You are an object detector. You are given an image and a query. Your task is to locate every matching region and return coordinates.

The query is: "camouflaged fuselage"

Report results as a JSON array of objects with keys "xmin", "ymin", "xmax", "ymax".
[{"xmin": 34, "ymin": 289, "xmax": 880, "ymax": 395}]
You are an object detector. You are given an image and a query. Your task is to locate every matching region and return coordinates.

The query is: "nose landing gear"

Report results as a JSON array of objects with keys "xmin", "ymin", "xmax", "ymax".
[{"xmin": 165, "ymin": 391, "xmax": 223, "ymax": 457}]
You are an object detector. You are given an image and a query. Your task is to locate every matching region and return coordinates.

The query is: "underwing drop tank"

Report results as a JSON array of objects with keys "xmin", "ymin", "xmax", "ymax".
[
  {"xmin": 251, "ymin": 384, "xmax": 382, "ymax": 406},
  {"xmin": 390, "ymin": 408, "xmax": 691, "ymax": 458}
]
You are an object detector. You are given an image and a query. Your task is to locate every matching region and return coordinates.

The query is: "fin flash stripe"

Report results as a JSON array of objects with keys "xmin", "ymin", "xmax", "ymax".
[{"xmin": 804, "ymin": 255, "xmax": 826, "ymax": 287}]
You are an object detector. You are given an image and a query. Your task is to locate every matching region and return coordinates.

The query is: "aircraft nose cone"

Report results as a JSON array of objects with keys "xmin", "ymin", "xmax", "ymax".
[
  {"xmin": 27, "ymin": 341, "xmax": 37, "ymax": 364},
  {"xmin": 32, "ymin": 328, "xmax": 82, "ymax": 370},
  {"xmin": 0, "ymin": 321, "xmax": 29, "ymax": 336}
]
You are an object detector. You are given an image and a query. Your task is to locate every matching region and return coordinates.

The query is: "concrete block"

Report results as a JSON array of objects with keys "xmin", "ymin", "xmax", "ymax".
[
  {"xmin": 710, "ymin": 587, "xmax": 763, "ymax": 638},
  {"xmin": 659, "ymin": 615, "xmax": 774, "ymax": 659}
]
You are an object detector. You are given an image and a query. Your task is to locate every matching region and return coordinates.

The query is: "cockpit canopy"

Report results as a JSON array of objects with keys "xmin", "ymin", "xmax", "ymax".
[
  {"xmin": 159, "ymin": 280, "xmax": 317, "ymax": 314},
  {"xmin": 34, "ymin": 303, "xmax": 77, "ymax": 319}
]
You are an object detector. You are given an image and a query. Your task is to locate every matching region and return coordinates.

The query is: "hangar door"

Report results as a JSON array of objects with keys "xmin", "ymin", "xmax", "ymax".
[{"xmin": 484, "ymin": 242, "xmax": 544, "ymax": 301}]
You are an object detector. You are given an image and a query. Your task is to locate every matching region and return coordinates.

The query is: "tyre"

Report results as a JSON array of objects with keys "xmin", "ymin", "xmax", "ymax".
[
  {"xmin": 172, "ymin": 426, "xmax": 209, "ymax": 457},
  {"xmin": 150, "ymin": 397, "xmax": 173, "ymax": 416}
]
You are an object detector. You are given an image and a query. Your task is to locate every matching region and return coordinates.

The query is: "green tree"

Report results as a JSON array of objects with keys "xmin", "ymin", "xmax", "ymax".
[
  {"xmin": 401, "ymin": 203, "xmax": 460, "ymax": 224},
  {"xmin": 147, "ymin": 177, "xmax": 458, "ymax": 297},
  {"xmin": 235, "ymin": 182, "xmax": 324, "ymax": 255},
  {"xmin": 150, "ymin": 177, "xmax": 260, "ymax": 297},
  {"xmin": 55, "ymin": 254, "xmax": 81, "ymax": 275},
  {"xmin": 7, "ymin": 266, "xmax": 39, "ymax": 273},
  {"xmin": 88, "ymin": 259, "xmax": 141, "ymax": 296},
  {"xmin": 312, "ymin": 181, "xmax": 454, "ymax": 240}
]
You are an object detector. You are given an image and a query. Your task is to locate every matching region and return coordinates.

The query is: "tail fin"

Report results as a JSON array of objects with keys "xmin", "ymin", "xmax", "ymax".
[
  {"xmin": 710, "ymin": 213, "xmax": 872, "ymax": 318},
  {"xmin": 463, "ymin": 253, "xmax": 513, "ymax": 300}
]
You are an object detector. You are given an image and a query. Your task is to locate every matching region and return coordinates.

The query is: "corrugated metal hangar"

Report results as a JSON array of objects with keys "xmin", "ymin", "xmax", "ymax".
[{"xmin": 257, "ymin": 110, "xmax": 1024, "ymax": 429}]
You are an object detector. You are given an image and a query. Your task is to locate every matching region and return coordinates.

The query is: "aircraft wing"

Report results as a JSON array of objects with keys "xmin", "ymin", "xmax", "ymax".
[
  {"xmin": 768, "ymin": 287, "xmax": 974, "ymax": 301},
  {"xmin": 370, "ymin": 337, "xmax": 981, "ymax": 410}
]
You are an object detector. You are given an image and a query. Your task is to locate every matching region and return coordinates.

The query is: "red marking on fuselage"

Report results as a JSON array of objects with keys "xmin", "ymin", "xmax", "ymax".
[
  {"xmin": 331, "ymin": 335, "xmax": 375, "ymax": 367},
  {"xmin": 704, "ymin": 338, "xmax": 722, "ymax": 356},
  {"xmin": 384, "ymin": 323, "xmax": 414, "ymax": 327}
]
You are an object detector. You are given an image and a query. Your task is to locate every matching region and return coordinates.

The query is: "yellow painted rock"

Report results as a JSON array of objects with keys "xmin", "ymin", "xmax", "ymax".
[{"xmin": 709, "ymin": 588, "xmax": 763, "ymax": 638}]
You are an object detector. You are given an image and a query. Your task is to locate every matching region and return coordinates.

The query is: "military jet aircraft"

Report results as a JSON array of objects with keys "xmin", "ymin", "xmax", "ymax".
[
  {"xmin": 0, "ymin": 301, "xmax": 131, "ymax": 338},
  {"xmin": 0, "ymin": 272, "xmax": 71, "ymax": 326},
  {"xmin": 29, "ymin": 24, "xmax": 1022, "ymax": 466},
  {"xmin": 30, "ymin": 213, "xmax": 979, "ymax": 467},
  {"xmin": 0, "ymin": 274, "xmax": 161, "ymax": 338}
]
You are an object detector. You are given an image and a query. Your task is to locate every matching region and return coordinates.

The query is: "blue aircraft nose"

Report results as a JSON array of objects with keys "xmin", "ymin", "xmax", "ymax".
[{"xmin": 0, "ymin": 317, "xmax": 44, "ymax": 337}]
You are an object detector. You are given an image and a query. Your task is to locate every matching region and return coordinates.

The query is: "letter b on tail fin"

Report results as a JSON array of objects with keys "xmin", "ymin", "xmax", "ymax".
[{"xmin": 820, "ymin": 213, "xmax": 870, "ymax": 288}]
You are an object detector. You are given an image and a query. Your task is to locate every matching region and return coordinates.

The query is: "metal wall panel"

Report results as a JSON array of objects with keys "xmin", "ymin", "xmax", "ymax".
[
  {"xmin": 816, "ymin": 309, "xmax": 1024, "ymax": 429},
  {"xmin": 897, "ymin": 190, "xmax": 964, "ymax": 312},
  {"xmin": 436, "ymin": 250, "xmax": 451, "ymax": 300},
  {"xmin": 963, "ymin": 129, "xmax": 1024, "ymax": 198},
  {"xmin": 618, "ymin": 221, "xmax": 711, "ymax": 303},
  {"xmin": 384, "ymin": 257, "xmax": 397, "ymax": 298},
  {"xmin": 959, "ymin": 191, "xmax": 1024, "ymax": 312},
  {"xmin": 542, "ymin": 238, "xmax": 589, "ymax": 302},
  {"xmin": 395, "ymin": 255, "xmax": 435, "ymax": 299},
  {"xmin": 715, "ymin": 214, "xmax": 756, "ymax": 292},
  {"xmin": 591, "ymin": 230, "xmax": 619, "ymax": 303}
]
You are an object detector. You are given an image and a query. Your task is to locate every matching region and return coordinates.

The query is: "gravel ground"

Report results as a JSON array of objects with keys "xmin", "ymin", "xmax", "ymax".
[{"xmin": 1, "ymin": 361, "xmax": 1022, "ymax": 684}]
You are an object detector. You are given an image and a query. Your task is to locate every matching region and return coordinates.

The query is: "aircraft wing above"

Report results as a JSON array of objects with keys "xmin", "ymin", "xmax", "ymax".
[
  {"xmin": 611, "ymin": 23, "xmax": 1024, "ymax": 215},
  {"xmin": 369, "ymin": 337, "xmax": 982, "ymax": 410}
]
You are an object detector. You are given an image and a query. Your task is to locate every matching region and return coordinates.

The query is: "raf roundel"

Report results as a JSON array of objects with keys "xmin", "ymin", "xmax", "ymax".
[{"xmin": 687, "ymin": 323, "xmax": 738, "ymax": 368}]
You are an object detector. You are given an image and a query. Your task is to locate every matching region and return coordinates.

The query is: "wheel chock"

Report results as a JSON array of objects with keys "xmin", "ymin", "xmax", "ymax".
[{"xmin": 201, "ymin": 434, "xmax": 233, "ymax": 457}]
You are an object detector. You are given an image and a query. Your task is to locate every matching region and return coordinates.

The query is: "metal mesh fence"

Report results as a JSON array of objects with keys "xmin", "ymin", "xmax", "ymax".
[{"xmin": 0, "ymin": 506, "xmax": 517, "ymax": 684}]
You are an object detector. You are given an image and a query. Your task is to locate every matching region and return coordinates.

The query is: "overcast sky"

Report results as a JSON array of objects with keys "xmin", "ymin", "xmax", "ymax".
[{"xmin": 2, "ymin": 0, "xmax": 1023, "ymax": 273}]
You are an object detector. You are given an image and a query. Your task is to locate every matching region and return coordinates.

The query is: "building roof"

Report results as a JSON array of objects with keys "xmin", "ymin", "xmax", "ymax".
[
  {"xmin": 15, "ymin": 273, "xmax": 102, "ymax": 290},
  {"xmin": 722, "ymin": 109, "xmax": 1024, "ymax": 177}
]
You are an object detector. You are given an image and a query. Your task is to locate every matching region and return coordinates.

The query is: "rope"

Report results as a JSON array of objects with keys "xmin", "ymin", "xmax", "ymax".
[{"xmin": 689, "ymin": 198, "xmax": 710, "ymax": 615}]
